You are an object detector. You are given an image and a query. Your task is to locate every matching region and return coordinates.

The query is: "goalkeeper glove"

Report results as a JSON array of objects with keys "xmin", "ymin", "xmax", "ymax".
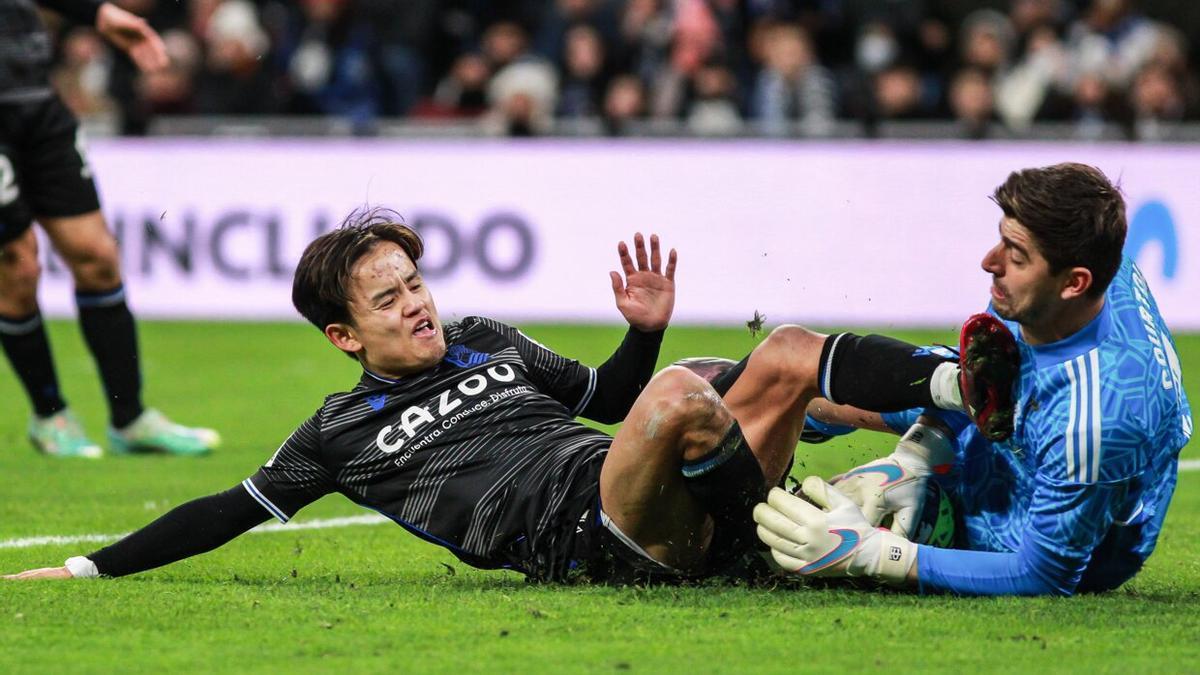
[
  {"xmin": 753, "ymin": 477, "xmax": 915, "ymax": 585},
  {"xmin": 831, "ymin": 422, "xmax": 954, "ymax": 542}
]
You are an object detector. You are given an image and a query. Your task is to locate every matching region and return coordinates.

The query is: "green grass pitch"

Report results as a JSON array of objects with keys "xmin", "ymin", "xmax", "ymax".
[{"xmin": 1, "ymin": 320, "xmax": 1197, "ymax": 673}]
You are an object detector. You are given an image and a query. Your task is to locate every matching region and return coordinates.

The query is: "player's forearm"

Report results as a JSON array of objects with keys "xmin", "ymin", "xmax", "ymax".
[
  {"xmin": 805, "ymin": 404, "xmax": 967, "ymax": 438},
  {"xmin": 36, "ymin": 0, "xmax": 104, "ymax": 25},
  {"xmin": 921, "ymin": 475, "xmax": 1131, "ymax": 596},
  {"xmin": 85, "ymin": 485, "xmax": 270, "ymax": 577},
  {"xmin": 916, "ymin": 544, "xmax": 1079, "ymax": 596},
  {"xmin": 582, "ymin": 327, "xmax": 664, "ymax": 423},
  {"xmin": 806, "ymin": 399, "xmax": 894, "ymax": 434}
]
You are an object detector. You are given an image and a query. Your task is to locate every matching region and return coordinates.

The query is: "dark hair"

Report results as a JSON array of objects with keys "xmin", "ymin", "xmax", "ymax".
[
  {"xmin": 292, "ymin": 207, "xmax": 424, "ymax": 333},
  {"xmin": 990, "ymin": 163, "xmax": 1126, "ymax": 297}
]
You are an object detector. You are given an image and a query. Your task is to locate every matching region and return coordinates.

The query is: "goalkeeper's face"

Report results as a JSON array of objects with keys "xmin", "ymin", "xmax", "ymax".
[
  {"xmin": 338, "ymin": 241, "xmax": 446, "ymax": 377},
  {"xmin": 981, "ymin": 217, "xmax": 1063, "ymax": 325}
]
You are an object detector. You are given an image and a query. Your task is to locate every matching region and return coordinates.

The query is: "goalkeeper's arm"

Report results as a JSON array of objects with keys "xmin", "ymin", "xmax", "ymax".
[
  {"xmin": 4, "ymin": 485, "xmax": 272, "ymax": 580},
  {"xmin": 917, "ymin": 476, "xmax": 1130, "ymax": 596},
  {"xmin": 915, "ymin": 542, "xmax": 1072, "ymax": 596},
  {"xmin": 757, "ymin": 473, "xmax": 1129, "ymax": 596},
  {"xmin": 753, "ymin": 479, "xmax": 1081, "ymax": 595}
]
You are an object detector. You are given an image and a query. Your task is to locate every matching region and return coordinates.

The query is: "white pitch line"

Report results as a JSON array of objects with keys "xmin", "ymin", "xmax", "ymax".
[
  {"xmin": 4, "ymin": 463, "xmax": 1200, "ymax": 551},
  {"xmin": 0, "ymin": 514, "xmax": 389, "ymax": 551}
]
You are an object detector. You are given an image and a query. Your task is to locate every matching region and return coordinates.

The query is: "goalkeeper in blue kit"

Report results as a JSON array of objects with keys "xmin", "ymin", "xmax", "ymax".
[{"xmin": 755, "ymin": 163, "xmax": 1192, "ymax": 595}]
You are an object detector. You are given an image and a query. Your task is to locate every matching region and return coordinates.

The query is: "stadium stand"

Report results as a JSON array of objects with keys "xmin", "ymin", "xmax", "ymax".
[{"xmin": 42, "ymin": 0, "xmax": 1200, "ymax": 140}]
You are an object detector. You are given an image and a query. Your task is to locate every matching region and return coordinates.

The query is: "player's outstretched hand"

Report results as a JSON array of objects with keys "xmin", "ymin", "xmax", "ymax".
[
  {"xmin": 3, "ymin": 566, "xmax": 73, "ymax": 580},
  {"xmin": 610, "ymin": 233, "xmax": 676, "ymax": 332},
  {"xmin": 96, "ymin": 2, "xmax": 168, "ymax": 73}
]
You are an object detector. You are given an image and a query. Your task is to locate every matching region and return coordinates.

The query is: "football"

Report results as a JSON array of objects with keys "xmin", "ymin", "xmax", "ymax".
[{"xmin": 912, "ymin": 480, "xmax": 956, "ymax": 548}]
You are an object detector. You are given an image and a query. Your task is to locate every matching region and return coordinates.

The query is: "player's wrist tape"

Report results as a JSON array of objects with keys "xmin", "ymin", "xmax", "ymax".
[
  {"xmin": 895, "ymin": 423, "xmax": 955, "ymax": 472},
  {"xmin": 873, "ymin": 532, "xmax": 916, "ymax": 585},
  {"xmin": 64, "ymin": 556, "xmax": 99, "ymax": 578}
]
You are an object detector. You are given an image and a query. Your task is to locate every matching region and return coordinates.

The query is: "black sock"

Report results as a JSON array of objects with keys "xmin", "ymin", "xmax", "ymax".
[
  {"xmin": 681, "ymin": 421, "xmax": 766, "ymax": 565},
  {"xmin": 708, "ymin": 355, "xmax": 750, "ymax": 397},
  {"xmin": 76, "ymin": 285, "xmax": 143, "ymax": 428},
  {"xmin": 817, "ymin": 333, "xmax": 952, "ymax": 411},
  {"xmin": 0, "ymin": 312, "xmax": 67, "ymax": 417}
]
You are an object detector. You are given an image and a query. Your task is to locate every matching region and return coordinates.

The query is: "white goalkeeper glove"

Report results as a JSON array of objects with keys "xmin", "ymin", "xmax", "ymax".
[
  {"xmin": 831, "ymin": 423, "xmax": 955, "ymax": 542},
  {"xmin": 753, "ymin": 478, "xmax": 916, "ymax": 585}
]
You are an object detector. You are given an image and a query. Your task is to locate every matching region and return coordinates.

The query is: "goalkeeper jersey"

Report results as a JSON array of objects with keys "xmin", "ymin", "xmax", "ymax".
[
  {"xmin": 915, "ymin": 257, "xmax": 1192, "ymax": 595},
  {"xmin": 242, "ymin": 317, "xmax": 656, "ymax": 580}
]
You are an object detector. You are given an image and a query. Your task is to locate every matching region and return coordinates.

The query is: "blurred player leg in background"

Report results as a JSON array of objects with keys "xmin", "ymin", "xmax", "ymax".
[
  {"xmin": 0, "ymin": 225, "xmax": 98, "ymax": 457},
  {"xmin": 0, "ymin": 95, "xmax": 217, "ymax": 458}
]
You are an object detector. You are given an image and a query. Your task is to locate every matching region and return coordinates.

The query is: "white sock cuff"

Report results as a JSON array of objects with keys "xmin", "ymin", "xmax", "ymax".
[
  {"xmin": 929, "ymin": 362, "xmax": 964, "ymax": 412},
  {"xmin": 64, "ymin": 556, "xmax": 99, "ymax": 578}
]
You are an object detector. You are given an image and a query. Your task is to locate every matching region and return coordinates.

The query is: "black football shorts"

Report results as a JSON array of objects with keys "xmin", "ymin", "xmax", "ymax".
[{"xmin": 0, "ymin": 94, "xmax": 101, "ymax": 246}]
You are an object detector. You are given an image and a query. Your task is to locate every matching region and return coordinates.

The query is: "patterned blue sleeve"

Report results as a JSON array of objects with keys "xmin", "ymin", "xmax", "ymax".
[
  {"xmin": 881, "ymin": 409, "xmax": 922, "ymax": 434},
  {"xmin": 918, "ymin": 469, "xmax": 1128, "ymax": 596},
  {"xmin": 881, "ymin": 408, "xmax": 972, "ymax": 435},
  {"xmin": 803, "ymin": 416, "xmax": 857, "ymax": 437}
]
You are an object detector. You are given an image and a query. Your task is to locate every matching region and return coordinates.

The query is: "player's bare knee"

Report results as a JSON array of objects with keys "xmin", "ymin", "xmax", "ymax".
[
  {"xmin": 0, "ymin": 248, "xmax": 39, "ymax": 282},
  {"xmin": 64, "ymin": 237, "xmax": 122, "ymax": 290},
  {"xmin": 0, "ymin": 251, "xmax": 41, "ymax": 310},
  {"xmin": 640, "ymin": 366, "xmax": 730, "ymax": 444},
  {"xmin": 754, "ymin": 324, "xmax": 823, "ymax": 391},
  {"xmin": 644, "ymin": 365, "xmax": 708, "ymax": 397},
  {"xmin": 678, "ymin": 401, "xmax": 733, "ymax": 457}
]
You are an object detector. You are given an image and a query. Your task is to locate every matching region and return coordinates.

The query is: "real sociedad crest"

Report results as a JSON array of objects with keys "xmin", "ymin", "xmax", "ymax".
[{"xmin": 444, "ymin": 345, "xmax": 491, "ymax": 368}]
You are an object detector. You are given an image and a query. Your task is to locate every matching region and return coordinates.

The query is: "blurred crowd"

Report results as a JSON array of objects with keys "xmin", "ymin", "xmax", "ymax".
[{"xmin": 44, "ymin": 0, "xmax": 1200, "ymax": 139}]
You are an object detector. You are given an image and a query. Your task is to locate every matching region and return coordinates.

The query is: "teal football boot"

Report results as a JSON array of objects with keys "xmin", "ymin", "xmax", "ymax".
[
  {"xmin": 29, "ymin": 409, "xmax": 103, "ymax": 458},
  {"xmin": 109, "ymin": 408, "xmax": 220, "ymax": 456}
]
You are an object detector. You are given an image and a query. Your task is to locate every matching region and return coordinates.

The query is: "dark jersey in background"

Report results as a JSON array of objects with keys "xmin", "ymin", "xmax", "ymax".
[
  {"xmin": 0, "ymin": 0, "xmax": 101, "ymax": 103},
  {"xmin": 1, "ymin": 0, "xmax": 103, "ymax": 241}
]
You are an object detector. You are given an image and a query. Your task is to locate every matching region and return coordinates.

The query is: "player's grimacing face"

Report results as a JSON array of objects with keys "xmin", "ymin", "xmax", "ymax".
[
  {"xmin": 980, "ymin": 217, "xmax": 1061, "ymax": 325},
  {"xmin": 344, "ymin": 242, "xmax": 445, "ymax": 377}
]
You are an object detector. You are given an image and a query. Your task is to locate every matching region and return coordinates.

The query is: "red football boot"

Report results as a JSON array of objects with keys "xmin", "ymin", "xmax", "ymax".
[{"xmin": 958, "ymin": 313, "xmax": 1020, "ymax": 441}]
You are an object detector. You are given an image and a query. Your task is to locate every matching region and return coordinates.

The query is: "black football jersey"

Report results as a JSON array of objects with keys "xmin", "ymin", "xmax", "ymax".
[
  {"xmin": 1, "ymin": 0, "xmax": 101, "ymax": 103},
  {"xmin": 0, "ymin": 0, "xmax": 53, "ymax": 103},
  {"xmin": 243, "ymin": 317, "xmax": 616, "ymax": 576}
]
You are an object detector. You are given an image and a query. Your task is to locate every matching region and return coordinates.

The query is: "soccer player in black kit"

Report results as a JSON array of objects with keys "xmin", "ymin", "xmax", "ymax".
[
  {"xmin": 1, "ymin": 0, "xmax": 218, "ymax": 458},
  {"xmin": 6, "ymin": 211, "xmax": 1017, "ymax": 583}
]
